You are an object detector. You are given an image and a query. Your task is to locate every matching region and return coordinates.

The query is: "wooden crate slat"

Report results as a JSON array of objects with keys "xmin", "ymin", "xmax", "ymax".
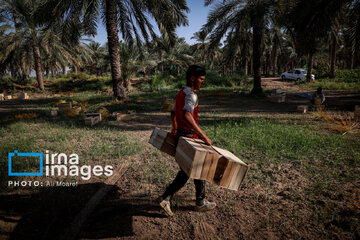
[
  {"xmin": 234, "ymin": 166, "xmax": 249, "ymax": 190},
  {"xmin": 175, "ymin": 146, "xmax": 192, "ymax": 175},
  {"xmin": 219, "ymin": 161, "xmax": 237, "ymax": 188},
  {"xmin": 212, "ymin": 146, "xmax": 247, "ymax": 166},
  {"xmin": 190, "ymin": 150, "xmax": 207, "ymax": 179},
  {"xmin": 228, "ymin": 164, "xmax": 242, "ymax": 190}
]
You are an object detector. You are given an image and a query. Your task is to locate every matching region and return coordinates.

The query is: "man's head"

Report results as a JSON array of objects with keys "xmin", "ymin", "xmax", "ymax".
[
  {"xmin": 317, "ymin": 87, "xmax": 322, "ymax": 94},
  {"xmin": 186, "ymin": 65, "xmax": 206, "ymax": 90}
]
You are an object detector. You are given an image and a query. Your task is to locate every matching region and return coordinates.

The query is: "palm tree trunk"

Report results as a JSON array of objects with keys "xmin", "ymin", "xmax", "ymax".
[
  {"xmin": 251, "ymin": 16, "xmax": 264, "ymax": 95},
  {"xmin": 306, "ymin": 53, "xmax": 314, "ymax": 81},
  {"xmin": 265, "ymin": 51, "xmax": 270, "ymax": 77},
  {"xmin": 62, "ymin": 65, "xmax": 66, "ymax": 75},
  {"xmin": 51, "ymin": 67, "xmax": 55, "ymax": 78},
  {"xmin": 329, "ymin": 33, "xmax": 337, "ymax": 79},
  {"xmin": 46, "ymin": 68, "xmax": 50, "ymax": 80},
  {"xmin": 32, "ymin": 43, "xmax": 44, "ymax": 90},
  {"xmin": 244, "ymin": 58, "xmax": 248, "ymax": 76},
  {"xmin": 250, "ymin": 56, "xmax": 253, "ymax": 76},
  {"xmin": 105, "ymin": 0, "xmax": 126, "ymax": 100},
  {"xmin": 272, "ymin": 43, "xmax": 278, "ymax": 76}
]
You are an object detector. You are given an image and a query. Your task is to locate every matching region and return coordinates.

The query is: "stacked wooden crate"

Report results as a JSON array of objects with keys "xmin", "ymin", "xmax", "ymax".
[
  {"xmin": 175, "ymin": 137, "xmax": 219, "ymax": 181},
  {"xmin": 268, "ymin": 89, "xmax": 286, "ymax": 103},
  {"xmin": 148, "ymin": 127, "xmax": 176, "ymax": 156},
  {"xmin": 148, "ymin": 128, "xmax": 249, "ymax": 191},
  {"xmin": 175, "ymin": 137, "xmax": 248, "ymax": 190}
]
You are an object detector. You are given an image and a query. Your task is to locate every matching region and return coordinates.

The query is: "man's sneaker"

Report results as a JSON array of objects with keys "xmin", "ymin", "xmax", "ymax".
[
  {"xmin": 194, "ymin": 199, "xmax": 216, "ymax": 212},
  {"xmin": 157, "ymin": 197, "xmax": 174, "ymax": 217}
]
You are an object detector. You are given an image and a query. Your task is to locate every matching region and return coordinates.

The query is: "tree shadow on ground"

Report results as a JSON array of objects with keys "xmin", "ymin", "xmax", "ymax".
[
  {"xmin": 1, "ymin": 90, "xmax": 359, "ymax": 132},
  {"xmin": 0, "ymin": 182, "xmax": 170, "ymax": 240}
]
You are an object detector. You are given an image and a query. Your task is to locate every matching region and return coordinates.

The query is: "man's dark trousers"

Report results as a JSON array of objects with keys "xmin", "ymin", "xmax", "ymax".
[{"xmin": 160, "ymin": 128, "xmax": 205, "ymax": 206}]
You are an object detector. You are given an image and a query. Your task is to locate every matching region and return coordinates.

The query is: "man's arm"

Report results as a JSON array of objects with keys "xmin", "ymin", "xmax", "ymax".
[
  {"xmin": 184, "ymin": 111, "xmax": 212, "ymax": 145},
  {"xmin": 170, "ymin": 110, "xmax": 177, "ymax": 135}
]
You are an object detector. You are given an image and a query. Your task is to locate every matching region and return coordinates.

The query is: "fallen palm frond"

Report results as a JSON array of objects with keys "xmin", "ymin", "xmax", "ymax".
[
  {"xmin": 64, "ymin": 107, "xmax": 81, "ymax": 117},
  {"xmin": 78, "ymin": 100, "xmax": 89, "ymax": 112},
  {"xmin": 161, "ymin": 99, "xmax": 174, "ymax": 112},
  {"xmin": 98, "ymin": 107, "xmax": 110, "ymax": 119},
  {"xmin": 321, "ymin": 112, "xmax": 359, "ymax": 135},
  {"xmin": 14, "ymin": 113, "xmax": 39, "ymax": 119}
]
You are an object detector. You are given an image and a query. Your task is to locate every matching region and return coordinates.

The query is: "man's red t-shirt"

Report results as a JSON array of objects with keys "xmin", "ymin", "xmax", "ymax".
[{"xmin": 173, "ymin": 86, "xmax": 199, "ymax": 134}]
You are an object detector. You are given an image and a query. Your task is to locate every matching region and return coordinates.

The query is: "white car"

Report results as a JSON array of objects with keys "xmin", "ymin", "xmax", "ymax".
[{"xmin": 281, "ymin": 69, "xmax": 315, "ymax": 81}]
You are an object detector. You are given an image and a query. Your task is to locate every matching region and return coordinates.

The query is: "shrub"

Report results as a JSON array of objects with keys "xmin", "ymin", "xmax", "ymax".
[
  {"xmin": 336, "ymin": 68, "xmax": 360, "ymax": 83},
  {"xmin": 68, "ymin": 72, "xmax": 89, "ymax": 81},
  {"xmin": 313, "ymin": 62, "xmax": 330, "ymax": 79},
  {"xmin": 150, "ymin": 74, "xmax": 167, "ymax": 91}
]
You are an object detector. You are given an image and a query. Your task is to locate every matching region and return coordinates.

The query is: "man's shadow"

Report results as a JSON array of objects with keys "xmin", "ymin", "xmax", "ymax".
[{"xmin": 0, "ymin": 183, "xmax": 169, "ymax": 240}]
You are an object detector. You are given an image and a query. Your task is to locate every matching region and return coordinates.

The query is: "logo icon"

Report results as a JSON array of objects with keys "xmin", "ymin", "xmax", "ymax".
[{"xmin": 8, "ymin": 150, "xmax": 43, "ymax": 176}]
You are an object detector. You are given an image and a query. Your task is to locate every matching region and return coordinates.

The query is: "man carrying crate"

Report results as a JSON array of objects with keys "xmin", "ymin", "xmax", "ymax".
[{"xmin": 157, "ymin": 65, "xmax": 216, "ymax": 216}]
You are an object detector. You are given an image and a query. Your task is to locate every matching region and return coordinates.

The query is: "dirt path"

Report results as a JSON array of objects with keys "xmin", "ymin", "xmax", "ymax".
[
  {"xmin": 75, "ymin": 116, "xmax": 323, "ymax": 240},
  {"xmin": 261, "ymin": 77, "xmax": 305, "ymax": 93}
]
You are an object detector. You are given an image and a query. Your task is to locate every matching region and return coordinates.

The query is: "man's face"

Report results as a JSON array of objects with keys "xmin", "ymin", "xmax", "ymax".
[{"xmin": 192, "ymin": 75, "xmax": 205, "ymax": 90}]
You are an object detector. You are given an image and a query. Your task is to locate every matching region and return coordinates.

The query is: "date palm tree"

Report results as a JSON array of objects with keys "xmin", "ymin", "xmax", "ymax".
[
  {"xmin": 191, "ymin": 30, "xmax": 209, "ymax": 65},
  {"xmin": 0, "ymin": 0, "xmax": 52, "ymax": 89},
  {"xmin": 48, "ymin": 0, "xmax": 189, "ymax": 100},
  {"xmin": 286, "ymin": 0, "xmax": 351, "ymax": 80},
  {"xmin": 203, "ymin": 0, "xmax": 277, "ymax": 95},
  {"xmin": 347, "ymin": 0, "xmax": 360, "ymax": 69}
]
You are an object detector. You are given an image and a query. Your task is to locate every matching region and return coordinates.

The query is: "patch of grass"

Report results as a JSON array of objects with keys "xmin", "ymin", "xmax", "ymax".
[
  {"xmin": 300, "ymin": 78, "xmax": 360, "ymax": 91},
  {"xmin": 201, "ymin": 116, "xmax": 360, "ymax": 190}
]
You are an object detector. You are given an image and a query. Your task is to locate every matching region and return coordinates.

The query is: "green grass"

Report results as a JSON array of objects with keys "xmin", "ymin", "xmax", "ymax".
[
  {"xmin": 201, "ymin": 116, "xmax": 360, "ymax": 189},
  {"xmin": 300, "ymin": 78, "xmax": 360, "ymax": 91}
]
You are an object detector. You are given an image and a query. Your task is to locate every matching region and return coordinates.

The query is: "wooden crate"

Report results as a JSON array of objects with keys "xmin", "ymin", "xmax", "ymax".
[
  {"xmin": 46, "ymin": 110, "xmax": 58, "ymax": 117},
  {"xmin": 297, "ymin": 105, "xmax": 308, "ymax": 113},
  {"xmin": 268, "ymin": 93, "xmax": 286, "ymax": 103},
  {"xmin": 148, "ymin": 128, "xmax": 176, "ymax": 156},
  {"xmin": 175, "ymin": 137, "xmax": 219, "ymax": 181},
  {"xmin": 58, "ymin": 102, "xmax": 72, "ymax": 112},
  {"xmin": 272, "ymin": 89, "xmax": 283, "ymax": 95},
  {"xmin": 84, "ymin": 113, "xmax": 102, "ymax": 126},
  {"xmin": 115, "ymin": 112, "xmax": 133, "ymax": 121},
  {"xmin": 18, "ymin": 93, "xmax": 29, "ymax": 99},
  {"xmin": 175, "ymin": 137, "xmax": 248, "ymax": 190},
  {"xmin": 212, "ymin": 146, "xmax": 248, "ymax": 191}
]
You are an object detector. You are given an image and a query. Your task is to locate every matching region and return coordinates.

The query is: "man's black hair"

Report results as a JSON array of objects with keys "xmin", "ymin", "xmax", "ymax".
[
  {"xmin": 186, "ymin": 65, "xmax": 206, "ymax": 85},
  {"xmin": 317, "ymin": 87, "xmax": 322, "ymax": 93}
]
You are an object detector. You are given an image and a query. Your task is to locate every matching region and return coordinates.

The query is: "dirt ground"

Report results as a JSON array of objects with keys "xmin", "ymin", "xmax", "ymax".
[{"xmin": 0, "ymin": 78, "xmax": 359, "ymax": 240}]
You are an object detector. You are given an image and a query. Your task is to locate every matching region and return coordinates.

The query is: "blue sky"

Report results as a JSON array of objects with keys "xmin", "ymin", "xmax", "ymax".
[{"xmin": 91, "ymin": 1, "xmax": 211, "ymax": 45}]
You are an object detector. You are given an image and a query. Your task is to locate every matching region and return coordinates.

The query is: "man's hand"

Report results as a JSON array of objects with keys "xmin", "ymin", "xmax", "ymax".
[
  {"xmin": 170, "ymin": 110, "xmax": 177, "ymax": 136},
  {"xmin": 184, "ymin": 111, "xmax": 212, "ymax": 145},
  {"xmin": 170, "ymin": 128, "xmax": 177, "ymax": 136},
  {"xmin": 201, "ymin": 135, "xmax": 212, "ymax": 146}
]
